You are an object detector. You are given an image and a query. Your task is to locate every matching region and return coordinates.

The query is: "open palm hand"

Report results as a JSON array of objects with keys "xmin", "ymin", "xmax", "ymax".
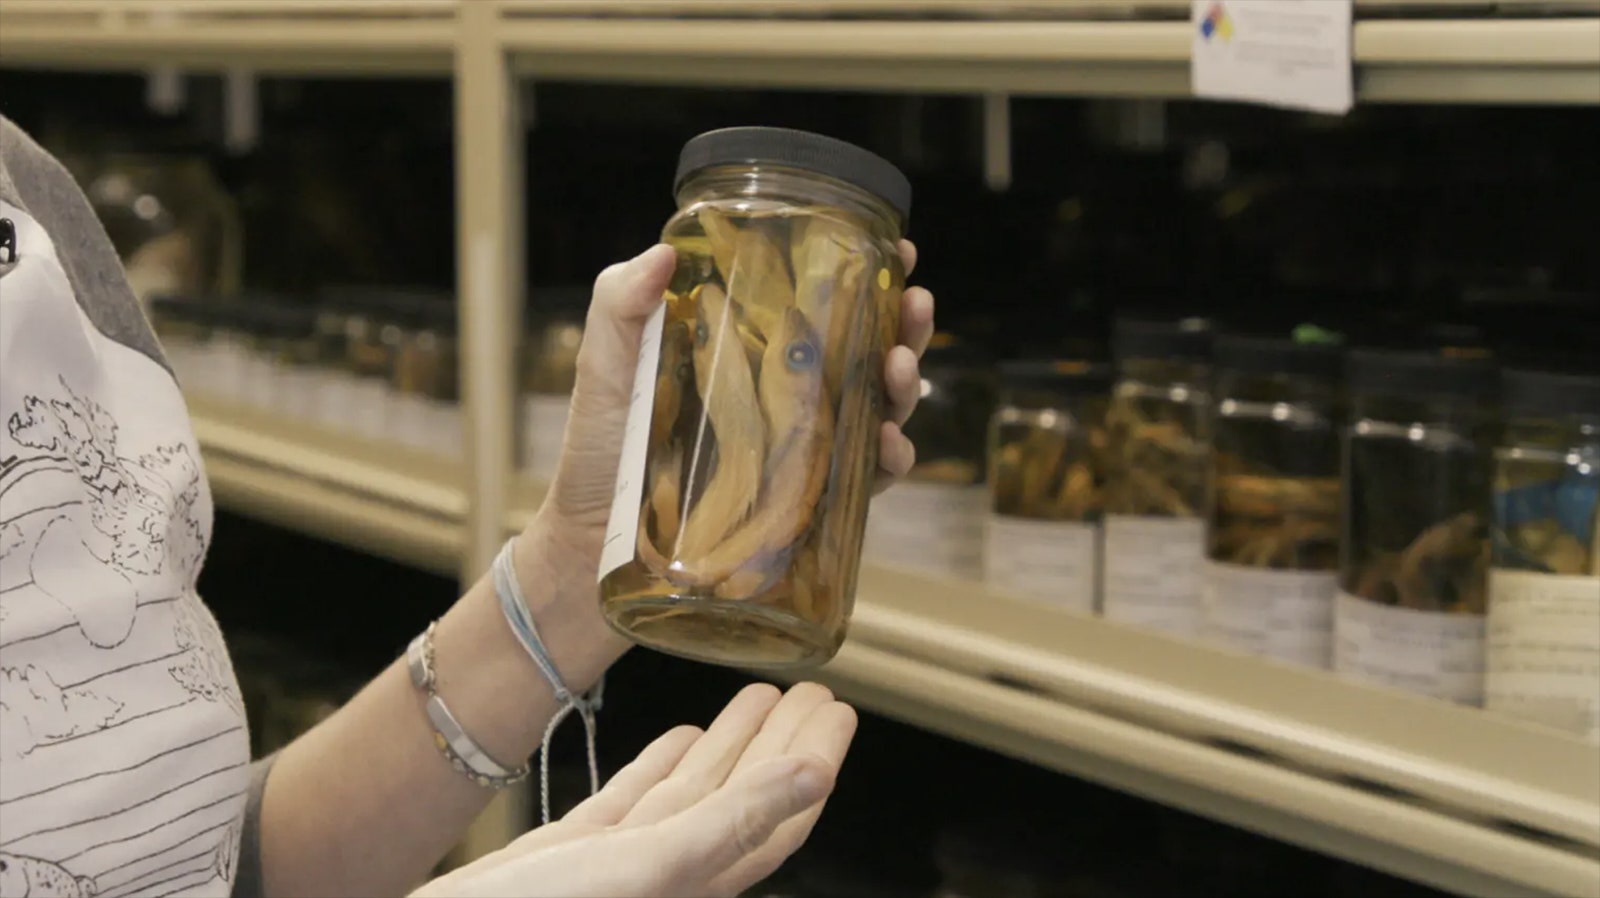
[{"xmin": 412, "ymin": 683, "xmax": 856, "ymax": 898}]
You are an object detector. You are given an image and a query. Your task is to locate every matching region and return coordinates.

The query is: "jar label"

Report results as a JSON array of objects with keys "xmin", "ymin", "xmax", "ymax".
[
  {"xmin": 1201, "ymin": 561, "xmax": 1336, "ymax": 668},
  {"xmin": 275, "ymin": 368, "xmax": 320, "ymax": 421},
  {"xmin": 317, "ymin": 372, "xmax": 355, "ymax": 430},
  {"xmin": 599, "ymin": 303, "xmax": 667, "ymax": 582},
  {"xmin": 426, "ymin": 400, "xmax": 461, "ymax": 460},
  {"xmin": 1334, "ymin": 591, "xmax": 1485, "ymax": 705},
  {"xmin": 522, "ymin": 393, "xmax": 572, "ymax": 481},
  {"xmin": 864, "ymin": 482, "xmax": 988, "ymax": 581},
  {"xmin": 1485, "ymin": 569, "xmax": 1600, "ymax": 742},
  {"xmin": 984, "ymin": 515, "xmax": 1098, "ymax": 611},
  {"xmin": 1102, "ymin": 515, "xmax": 1205, "ymax": 636},
  {"xmin": 243, "ymin": 354, "xmax": 277, "ymax": 411},
  {"xmin": 390, "ymin": 393, "xmax": 434, "ymax": 454},
  {"xmin": 348, "ymin": 378, "xmax": 390, "ymax": 443}
]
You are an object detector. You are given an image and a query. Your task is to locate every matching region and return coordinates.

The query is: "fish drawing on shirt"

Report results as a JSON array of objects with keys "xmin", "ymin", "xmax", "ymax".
[
  {"xmin": 0, "ymin": 377, "xmax": 206, "ymax": 649},
  {"xmin": 0, "ymin": 853, "xmax": 96, "ymax": 897},
  {"xmin": 0, "ymin": 665, "xmax": 124, "ymax": 760}
]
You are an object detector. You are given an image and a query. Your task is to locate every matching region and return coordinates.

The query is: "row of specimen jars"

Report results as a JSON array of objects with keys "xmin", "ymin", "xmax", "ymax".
[
  {"xmin": 879, "ymin": 321, "xmax": 1599, "ymax": 742},
  {"xmin": 148, "ymin": 290, "xmax": 462, "ymax": 459},
  {"xmin": 147, "ymin": 288, "xmax": 596, "ymax": 471}
]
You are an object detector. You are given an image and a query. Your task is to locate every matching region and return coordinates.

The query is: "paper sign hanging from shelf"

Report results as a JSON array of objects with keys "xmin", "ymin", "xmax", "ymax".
[{"xmin": 1190, "ymin": 0, "xmax": 1354, "ymax": 115}]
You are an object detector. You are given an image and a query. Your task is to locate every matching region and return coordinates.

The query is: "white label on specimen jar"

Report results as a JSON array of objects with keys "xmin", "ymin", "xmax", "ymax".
[
  {"xmin": 522, "ymin": 393, "xmax": 571, "ymax": 480},
  {"xmin": 1334, "ymin": 591, "xmax": 1485, "ymax": 706},
  {"xmin": 348, "ymin": 378, "xmax": 390, "ymax": 442},
  {"xmin": 317, "ymin": 372, "xmax": 354, "ymax": 429},
  {"xmin": 984, "ymin": 515, "xmax": 1098, "ymax": 611},
  {"xmin": 865, "ymin": 482, "xmax": 988, "ymax": 581},
  {"xmin": 390, "ymin": 394, "xmax": 432, "ymax": 453},
  {"xmin": 427, "ymin": 401, "xmax": 461, "ymax": 459},
  {"xmin": 599, "ymin": 303, "xmax": 666, "ymax": 581},
  {"xmin": 1486, "ymin": 570, "xmax": 1600, "ymax": 743},
  {"xmin": 1102, "ymin": 515, "xmax": 1205, "ymax": 636},
  {"xmin": 1202, "ymin": 561, "xmax": 1336, "ymax": 668},
  {"xmin": 275, "ymin": 368, "xmax": 319, "ymax": 421},
  {"xmin": 1190, "ymin": 0, "xmax": 1354, "ymax": 115}
]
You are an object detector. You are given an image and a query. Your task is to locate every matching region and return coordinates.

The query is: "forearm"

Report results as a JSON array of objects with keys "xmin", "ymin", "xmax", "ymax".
[{"xmin": 254, "ymin": 512, "xmax": 630, "ymax": 897}]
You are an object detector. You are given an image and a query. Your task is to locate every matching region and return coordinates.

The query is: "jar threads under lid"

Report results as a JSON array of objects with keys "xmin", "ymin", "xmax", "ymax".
[
  {"xmin": 1500, "ymin": 368, "xmax": 1600, "ymax": 419},
  {"xmin": 1213, "ymin": 333, "xmax": 1343, "ymax": 380},
  {"xmin": 1345, "ymin": 348, "xmax": 1498, "ymax": 401},
  {"xmin": 1113, "ymin": 316, "xmax": 1214, "ymax": 363},
  {"xmin": 997, "ymin": 359, "xmax": 1113, "ymax": 393}
]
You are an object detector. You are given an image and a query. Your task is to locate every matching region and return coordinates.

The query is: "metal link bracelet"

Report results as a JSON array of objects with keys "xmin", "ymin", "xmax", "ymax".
[{"xmin": 407, "ymin": 621, "xmax": 531, "ymax": 790}]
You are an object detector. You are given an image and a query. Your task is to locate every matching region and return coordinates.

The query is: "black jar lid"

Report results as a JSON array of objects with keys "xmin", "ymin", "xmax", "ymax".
[
  {"xmin": 1346, "ymin": 348, "xmax": 1498, "ymax": 401},
  {"xmin": 998, "ymin": 358, "xmax": 1113, "ymax": 393},
  {"xmin": 674, "ymin": 126, "xmax": 912, "ymax": 223},
  {"xmin": 1502, "ymin": 368, "xmax": 1600, "ymax": 419},
  {"xmin": 1214, "ymin": 333, "xmax": 1344, "ymax": 380},
  {"xmin": 1112, "ymin": 316, "xmax": 1214, "ymax": 364}
]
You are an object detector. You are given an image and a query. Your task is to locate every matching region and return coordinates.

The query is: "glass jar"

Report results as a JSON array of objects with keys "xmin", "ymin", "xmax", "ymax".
[
  {"xmin": 1485, "ymin": 368, "xmax": 1600, "ymax": 742},
  {"xmin": 1336, "ymin": 350, "xmax": 1498, "ymax": 706},
  {"xmin": 266, "ymin": 304, "xmax": 323, "ymax": 422},
  {"xmin": 323, "ymin": 288, "xmax": 403, "ymax": 443},
  {"xmin": 392, "ymin": 302, "xmax": 461, "ymax": 459},
  {"xmin": 863, "ymin": 334, "xmax": 995, "ymax": 582},
  {"xmin": 985, "ymin": 360, "xmax": 1111, "ymax": 612},
  {"xmin": 83, "ymin": 152, "xmax": 241, "ymax": 317},
  {"xmin": 234, "ymin": 295, "xmax": 292, "ymax": 412},
  {"xmin": 1101, "ymin": 316, "xmax": 1214, "ymax": 636},
  {"xmin": 598, "ymin": 126, "xmax": 911, "ymax": 669},
  {"xmin": 205, "ymin": 301, "xmax": 251, "ymax": 406},
  {"xmin": 520, "ymin": 287, "xmax": 588, "ymax": 481},
  {"xmin": 148, "ymin": 294, "xmax": 210, "ymax": 386},
  {"xmin": 309, "ymin": 300, "xmax": 356, "ymax": 431},
  {"xmin": 1202, "ymin": 334, "xmax": 1343, "ymax": 668}
]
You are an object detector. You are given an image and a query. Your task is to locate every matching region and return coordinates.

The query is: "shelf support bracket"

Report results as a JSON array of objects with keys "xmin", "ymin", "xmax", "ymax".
[{"xmin": 452, "ymin": 0, "xmax": 530, "ymax": 864}]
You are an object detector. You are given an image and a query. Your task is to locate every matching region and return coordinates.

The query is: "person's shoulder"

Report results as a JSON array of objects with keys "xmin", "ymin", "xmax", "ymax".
[
  {"xmin": 0, "ymin": 114, "xmax": 75, "ymax": 201},
  {"xmin": 0, "ymin": 114, "xmax": 173, "ymax": 371}
]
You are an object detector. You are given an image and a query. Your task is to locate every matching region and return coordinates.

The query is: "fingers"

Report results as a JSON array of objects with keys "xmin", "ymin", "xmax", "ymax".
[
  {"xmin": 899, "ymin": 286, "xmax": 935, "ymax": 358},
  {"xmin": 727, "ymin": 682, "xmax": 835, "ymax": 779},
  {"xmin": 561, "ymin": 725, "xmax": 703, "ymax": 828},
  {"xmin": 617, "ymin": 683, "xmax": 782, "ymax": 827},
  {"xmin": 707, "ymin": 701, "xmax": 858, "ymax": 894},
  {"xmin": 873, "ymin": 421, "xmax": 916, "ymax": 496},
  {"xmin": 653, "ymin": 754, "xmax": 836, "ymax": 892},
  {"xmin": 897, "ymin": 239, "xmax": 917, "ymax": 277},
  {"xmin": 883, "ymin": 344, "xmax": 922, "ymax": 427},
  {"xmin": 571, "ymin": 244, "xmax": 678, "ymax": 404}
]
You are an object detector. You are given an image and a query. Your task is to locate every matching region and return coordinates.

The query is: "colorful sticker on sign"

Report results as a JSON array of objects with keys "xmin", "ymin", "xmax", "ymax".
[{"xmin": 1199, "ymin": 2, "xmax": 1234, "ymax": 41}]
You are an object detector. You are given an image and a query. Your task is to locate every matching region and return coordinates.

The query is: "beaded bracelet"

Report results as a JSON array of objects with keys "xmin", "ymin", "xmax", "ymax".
[{"xmin": 407, "ymin": 621, "xmax": 531, "ymax": 789}]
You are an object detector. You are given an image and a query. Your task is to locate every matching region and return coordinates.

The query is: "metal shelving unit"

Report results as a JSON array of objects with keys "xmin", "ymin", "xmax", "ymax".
[{"xmin": 4, "ymin": 0, "xmax": 1598, "ymax": 889}]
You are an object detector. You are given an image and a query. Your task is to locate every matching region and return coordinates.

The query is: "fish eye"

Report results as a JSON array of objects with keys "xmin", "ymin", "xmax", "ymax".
[
  {"xmin": 694, "ymin": 320, "xmax": 709, "ymax": 347},
  {"xmin": 786, "ymin": 340, "xmax": 819, "ymax": 371},
  {"xmin": 676, "ymin": 361, "xmax": 692, "ymax": 382}
]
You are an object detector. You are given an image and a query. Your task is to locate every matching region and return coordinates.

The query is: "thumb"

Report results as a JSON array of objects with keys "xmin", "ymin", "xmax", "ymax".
[
  {"xmin": 653, "ymin": 754, "xmax": 835, "ymax": 882},
  {"xmin": 573, "ymin": 243, "xmax": 677, "ymax": 401}
]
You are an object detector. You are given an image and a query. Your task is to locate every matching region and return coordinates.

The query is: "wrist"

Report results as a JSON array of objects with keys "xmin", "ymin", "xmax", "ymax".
[{"xmin": 510, "ymin": 507, "xmax": 632, "ymax": 692}]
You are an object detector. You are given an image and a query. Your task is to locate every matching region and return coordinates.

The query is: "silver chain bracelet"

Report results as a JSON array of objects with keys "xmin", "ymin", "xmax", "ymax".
[{"xmin": 407, "ymin": 621, "xmax": 531, "ymax": 789}]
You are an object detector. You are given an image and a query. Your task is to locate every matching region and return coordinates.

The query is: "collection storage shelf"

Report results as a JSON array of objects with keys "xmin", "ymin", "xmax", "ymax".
[
  {"xmin": 7, "ymin": 0, "xmax": 1598, "ymax": 884},
  {"xmin": 188, "ymin": 398, "xmax": 468, "ymax": 577},
  {"xmin": 779, "ymin": 565, "xmax": 1600, "ymax": 898},
  {"xmin": 500, "ymin": 14, "xmax": 1600, "ymax": 104},
  {"xmin": 0, "ymin": 0, "xmax": 457, "ymax": 75}
]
